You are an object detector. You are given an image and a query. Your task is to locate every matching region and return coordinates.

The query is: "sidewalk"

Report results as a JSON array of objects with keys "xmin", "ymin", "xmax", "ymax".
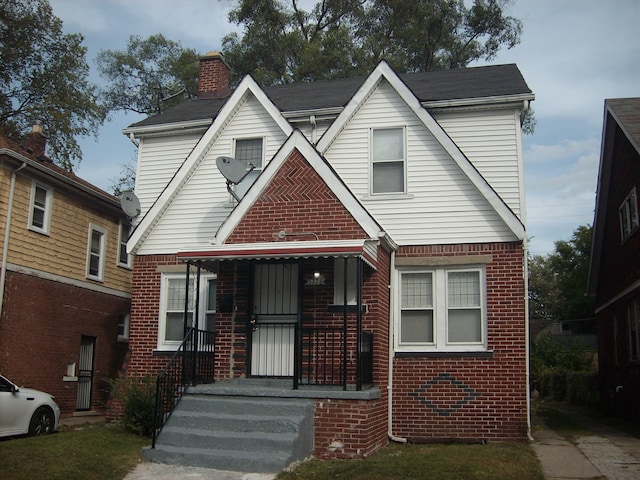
[{"xmin": 531, "ymin": 407, "xmax": 640, "ymax": 480}]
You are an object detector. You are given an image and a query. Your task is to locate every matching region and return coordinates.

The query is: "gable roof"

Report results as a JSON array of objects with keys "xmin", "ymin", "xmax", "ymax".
[
  {"xmin": 213, "ymin": 130, "xmax": 386, "ymax": 244},
  {"xmin": 125, "ymin": 64, "xmax": 533, "ymax": 131},
  {"xmin": 588, "ymin": 98, "xmax": 640, "ymax": 297},
  {"xmin": 318, "ymin": 61, "xmax": 525, "ymax": 240},
  {"xmin": 127, "ymin": 75, "xmax": 294, "ymax": 253}
]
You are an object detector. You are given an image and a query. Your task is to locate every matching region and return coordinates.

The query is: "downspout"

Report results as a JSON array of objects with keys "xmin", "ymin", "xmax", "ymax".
[
  {"xmin": 388, "ymin": 250, "xmax": 407, "ymax": 443},
  {"xmin": 0, "ymin": 162, "xmax": 27, "ymax": 320},
  {"xmin": 524, "ymin": 240, "xmax": 534, "ymax": 441},
  {"xmin": 310, "ymin": 115, "xmax": 317, "ymax": 143}
]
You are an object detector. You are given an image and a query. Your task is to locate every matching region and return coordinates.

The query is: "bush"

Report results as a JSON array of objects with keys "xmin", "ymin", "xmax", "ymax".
[{"xmin": 110, "ymin": 376, "xmax": 156, "ymax": 437}]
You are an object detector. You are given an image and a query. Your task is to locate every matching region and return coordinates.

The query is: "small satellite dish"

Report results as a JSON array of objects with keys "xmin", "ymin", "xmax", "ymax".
[
  {"xmin": 216, "ymin": 156, "xmax": 248, "ymax": 184},
  {"xmin": 120, "ymin": 191, "xmax": 141, "ymax": 218}
]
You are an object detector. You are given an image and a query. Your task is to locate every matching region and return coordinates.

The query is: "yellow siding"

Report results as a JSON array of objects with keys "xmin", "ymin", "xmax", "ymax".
[{"xmin": 4, "ymin": 171, "xmax": 131, "ymax": 293}]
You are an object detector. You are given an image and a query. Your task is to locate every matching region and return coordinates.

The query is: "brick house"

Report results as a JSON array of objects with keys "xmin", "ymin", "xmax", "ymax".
[
  {"xmin": 588, "ymin": 98, "xmax": 640, "ymax": 418},
  {"xmin": 123, "ymin": 52, "xmax": 534, "ymax": 468},
  {"xmin": 0, "ymin": 128, "xmax": 132, "ymax": 416}
]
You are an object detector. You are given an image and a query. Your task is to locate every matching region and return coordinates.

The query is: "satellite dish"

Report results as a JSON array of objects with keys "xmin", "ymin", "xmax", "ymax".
[
  {"xmin": 216, "ymin": 156, "xmax": 248, "ymax": 184},
  {"xmin": 120, "ymin": 191, "xmax": 141, "ymax": 218}
]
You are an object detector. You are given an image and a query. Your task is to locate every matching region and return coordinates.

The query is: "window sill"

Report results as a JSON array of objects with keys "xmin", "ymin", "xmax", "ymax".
[
  {"xmin": 361, "ymin": 193, "xmax": 414, "ymax": 201},
  {"xmin": 395, "ymin": 350, "xmax": 493, "ymax": 359},
  {"xmin": 327, "ymin": 304, "xmax": 367, "ymax": 313}
]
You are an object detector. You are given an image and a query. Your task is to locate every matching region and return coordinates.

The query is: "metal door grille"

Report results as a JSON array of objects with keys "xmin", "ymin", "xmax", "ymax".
[{"xmin": 77, "ymin": 336, "xmax": 95, "ymax": 410}]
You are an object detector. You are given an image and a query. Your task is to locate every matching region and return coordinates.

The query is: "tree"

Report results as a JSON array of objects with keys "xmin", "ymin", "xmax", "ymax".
[
  {"xmin": 222, "ymin": 0, "xmax": 522, "ymax": 85},
  {"xmin": 96, "ymin": 34, "xmax": 200, "ymax": 116},
  {"xmin": 0, "ymin": 0, "xmax": 104, "ymax": 171},
  {"xmin": 528, "ymin": 225, "xmax": 596, "ymax": 332}
]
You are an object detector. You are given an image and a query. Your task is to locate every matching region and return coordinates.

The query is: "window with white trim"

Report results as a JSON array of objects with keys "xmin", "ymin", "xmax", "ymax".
[
  {"xmin": 620, "ymin": 187, "xmax": 639, "ymax": 242},
  {"xmin": 158, "ymin": 273, "xmax": 216, "ymax": 349},
  {"xmin": 334, "ymin": 257, "xmax": 357, "ymax": 305},
  {"xmin": 118, "ymin": 222, "xmax": 132, "ymax": 268},
  {"xmin": 629, "ymin": 297, "xmax": 640, "ymax": 362},
  {"xmin": 28, "ymin": 182, "xmax": 52, "ymax": 234},
  {"xmin": 371, "ymin": 127, "xmax": 405, "ymax": 194},
  {"xmin": 86, "ymin": 225, "xmax": 107, "ymax": 281},
  {"xmin": 234, "ymin": 137, "xmax": 264, "ymax": 199},
  {"xmin": 397, "ymin": 266, "xmax": 486, "ymax": 352},
  {"xmin": 117, "ymin": 313, "xmax": 130, "ymax": 342}
]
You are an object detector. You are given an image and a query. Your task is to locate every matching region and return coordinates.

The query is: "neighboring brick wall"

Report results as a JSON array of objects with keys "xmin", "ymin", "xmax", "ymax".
[
  {"xmin": 0, "ymin": 271, "xmax": 130, "ymax": 415},
  {"xmin": 391, "ymin": 242, "xmax": 528, "ymax": 441}
]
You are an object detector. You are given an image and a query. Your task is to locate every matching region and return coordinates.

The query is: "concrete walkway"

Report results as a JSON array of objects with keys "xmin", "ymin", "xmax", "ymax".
[{"xmin": 531, "ymin": 407, "xmax": 640, "ymax": 480}]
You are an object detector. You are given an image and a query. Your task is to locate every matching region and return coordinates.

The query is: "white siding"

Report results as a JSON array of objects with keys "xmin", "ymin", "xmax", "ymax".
[
  {"xmin": 135, "ymin": 133, "xmax": 201, "ymax": 216},
  {"xmin": 138, "ymin": 95, "xmax": 289, "ymax": 254},
  {"xmin": 325, "ymin": 81, "xmax": 516, "ymax": 245},
  {"xmin": 434, "ymin": 109, "xmax": 523, "ymax": 216}
]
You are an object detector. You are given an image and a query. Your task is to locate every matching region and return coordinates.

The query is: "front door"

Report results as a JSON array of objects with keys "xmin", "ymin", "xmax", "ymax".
[
  {"xmin": 77, "ymin": 336, "xmax": 95, "ymax": 410},
  {"xmin": 250, "ymin": 263, "xmax": 298, "ymax": 377}
]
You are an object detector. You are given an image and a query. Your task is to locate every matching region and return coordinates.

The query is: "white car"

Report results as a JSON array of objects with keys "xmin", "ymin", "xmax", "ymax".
[{"xmin": 0, "ymin": 374, "xmax": 60, "ymax": 438}]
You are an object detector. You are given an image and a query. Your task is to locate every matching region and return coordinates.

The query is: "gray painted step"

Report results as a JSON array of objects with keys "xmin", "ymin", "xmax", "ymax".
[{"xmin": 143, "ymin": 392, "xmax": 314, "ymax": 473}]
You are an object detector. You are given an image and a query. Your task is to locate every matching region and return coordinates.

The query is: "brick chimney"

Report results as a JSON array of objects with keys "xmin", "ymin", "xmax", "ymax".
[
  {"xmin": 24, "ymin": 123, "xmax": 47, "ymax": 158},
  {"xmin": 197, "ymin": 51, "xmax": 231, "ymax": 99}
]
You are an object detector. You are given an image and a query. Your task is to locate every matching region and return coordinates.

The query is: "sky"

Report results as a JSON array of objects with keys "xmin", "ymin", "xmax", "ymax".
[{"xmin": 48, "ymin": 0, "xmax": 640, "ymax": 256}]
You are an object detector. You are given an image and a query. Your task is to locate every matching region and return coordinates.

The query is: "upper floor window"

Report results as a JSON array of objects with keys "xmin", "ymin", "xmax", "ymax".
[
  {"xmin": 118, "ymin": 222, "xmax": 132, "ymax": 268},
  {"xmin": 158, "ymin": 273, "xmax": 216, "ymax": 350},
  {"xmin": 397, "ymin": 266, "xmax": 486, "ymax": 352},
  {"xmin": 234, "ymin": 137, "xmax": 264, "ymax": 199},
  {"xmin": 371, "ymin": 127, "xmax": 405, "ymax": 194},
  {"xmin": 28, "ymin": 182, "xmax": 52, "ymax": 234},
  {"xmin": 86, "ymin": 224, "xmax": 107, "ymax": 281},
  {"xmin": 620, "ymin": 187, "xmax": 638, "ymax": 242}
]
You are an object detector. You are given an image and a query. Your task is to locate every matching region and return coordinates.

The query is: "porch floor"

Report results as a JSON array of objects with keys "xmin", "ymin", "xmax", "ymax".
[{"xmin": 188, "ymin": 377, "xmax": 381, "ymax": 400}]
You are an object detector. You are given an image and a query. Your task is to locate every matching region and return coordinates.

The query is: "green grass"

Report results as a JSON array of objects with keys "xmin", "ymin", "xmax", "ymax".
[
  {"xmin": 277, "ymin": 442, "xmax": 544, "ymax": 480},
  {"xmin": 0, "ymin": 423, "xmax": 148, "ymax": 480}
]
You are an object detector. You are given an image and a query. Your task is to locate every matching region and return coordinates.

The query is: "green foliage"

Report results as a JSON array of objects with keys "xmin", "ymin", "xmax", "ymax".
[
  {"xmin": 110, "ymin": 376, "xmax": 156, "ymax": 437},
  {"xmin": 96, "ymin": 33, "xmax": 200, "ymax": 116},
  {"xmin": 109, "ymin": 162, "xmax": 136, "ymax": 197},
  {"xmin": 528, "ymin": 225, "xmax": 595, "ymax": 332},
  {"xmin": 223, "ymin": 0, "xmax": 522, "ymax": 85},
  {"xmin": 0, "ymin": 0, "xmax": 104, "ymax": 170}
]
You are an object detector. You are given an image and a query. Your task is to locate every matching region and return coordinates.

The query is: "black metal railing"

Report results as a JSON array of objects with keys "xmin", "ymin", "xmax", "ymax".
[
  {"xmin": 360, "ymin": 331, "xmax": 374, "ymax": 386},
  {"xmin": 299, "ymin": 326, "xmax": 345, "ymax": 387},
  {"xmin": 151, "ymin": 328, "xmax": 215, "ymax": 448}
]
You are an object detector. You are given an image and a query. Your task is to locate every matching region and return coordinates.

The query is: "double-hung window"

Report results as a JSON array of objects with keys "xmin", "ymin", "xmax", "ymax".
[
  {"xmin": 118, "ymin": 222, "xmax": 132, "ymax": 268},
  {"xmin": 233, "ymin": 137, "xmax": 264, "ymax": 199},
  {"xmin": 28, "ymin": 182, "xmax": 52, "ymax": 234},
  {"xmin": 86, "ymin": 225, "xmax": 107, "ymax": 281},
  {"xmin": 398, "ymin": 266, "xmax": 486, "ymax": 352},
  {"xmin": 620, "ymin": 187, "xmax": 639, "ymax": 242},
  {"xmin": 158, "ymin": 273, "xmax": 216, "ymax": 350},
  {"xmin": 334, "ymin": 257, "xmax": 358, "ymax": 305},
  {"xmin": 371, "ymin": 127, "xmax": 405, "ymax": 194}
]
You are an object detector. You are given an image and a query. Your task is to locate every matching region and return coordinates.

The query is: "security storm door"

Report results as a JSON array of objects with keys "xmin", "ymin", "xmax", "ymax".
[
  {"xmin": 77, "ymin": 336, "xmax": 96, "ymax": 411},
  {"xmin": 250, "ymin": 263, "xmax": 299, "ymax": 377}
]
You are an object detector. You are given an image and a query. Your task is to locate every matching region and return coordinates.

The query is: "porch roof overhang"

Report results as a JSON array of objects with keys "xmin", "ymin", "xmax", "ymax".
[{"xmin": 176, "ymin": 239, "xmax": 379, "ymax": 270}]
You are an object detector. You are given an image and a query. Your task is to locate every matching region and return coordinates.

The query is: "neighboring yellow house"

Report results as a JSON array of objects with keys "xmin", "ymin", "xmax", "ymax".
[{"xmin": 0, "ymin": 127, "xmax": 132, "ymax": 416}]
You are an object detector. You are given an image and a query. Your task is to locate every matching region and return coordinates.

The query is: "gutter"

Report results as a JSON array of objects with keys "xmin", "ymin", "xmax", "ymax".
[{"xmin": 0, "ymin": 162, "xmax": 28, "ymax": 320}]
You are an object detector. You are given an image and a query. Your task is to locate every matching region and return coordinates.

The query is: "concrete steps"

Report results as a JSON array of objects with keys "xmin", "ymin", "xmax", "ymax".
[{"xmin": 142, "ymin": 389, "xmax": 314, "ymax": 473}]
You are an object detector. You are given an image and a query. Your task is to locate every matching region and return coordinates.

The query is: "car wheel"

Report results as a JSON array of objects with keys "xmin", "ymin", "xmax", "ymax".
[{"xmin": 29, "ymin": 407, "xmax": 54, "ymax": 436}]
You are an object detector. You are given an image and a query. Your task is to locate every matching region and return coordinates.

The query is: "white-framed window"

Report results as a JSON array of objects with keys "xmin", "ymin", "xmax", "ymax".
[
  {"xmin": 118, "ymin": 222, "xmax": 132, "ymax": 268},
  {"xmin": 117, "ymin": 313, "xmax": 130, "ymax": 342},
  {"xmin": 629, "ymin": 297, "xmax": 640, "ymax": 362},
  {"xmin": 396, "ymin": 266, "xmax": 486, "ymax": 352},
  {"xmin": 86, "ymin": 224, "xmax": 107, "ymax": 281},
  {"xmin": 28, "ymin": 182, "xmax": 53, "ymax": 234},
  {"xmin": 233, "ymin": 137, "xmax": 264, "ymax": 199},
  {"xmin": 334, "ymin": 257, "xmax": 357, "ymax": 305},
  {"xmin": 620, "ymin": 187, "xmax": 639, "ymax": 242},
  {"xmin": 371, "ymin": 127, "xmax": 406, "ymax": 194},
  {"xmin": 158, "ymin": 272, "xmax": 216, "ymax": 350}
]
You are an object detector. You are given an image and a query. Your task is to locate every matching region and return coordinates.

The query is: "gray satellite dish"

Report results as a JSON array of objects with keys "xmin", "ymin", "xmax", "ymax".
[
  {"xmin": 216, "ymin": 156, "xmax": 255, "ymax": 202},
  {"xmin": 120, "ymin": 191, "xmax": 141, "ymax": 218},
  {"xmin": 216, "ymin": 156, "xmax": 248, "ymax": 184}
]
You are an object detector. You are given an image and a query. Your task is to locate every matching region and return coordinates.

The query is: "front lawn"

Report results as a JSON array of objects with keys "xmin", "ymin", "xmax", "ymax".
[
  {"xmin": 278, "ymin": 442, "xmax": 544, "ymax": 480},
  {"xmin": 0, "ymin": 423, "xmax": 148, "ymax": 480}
]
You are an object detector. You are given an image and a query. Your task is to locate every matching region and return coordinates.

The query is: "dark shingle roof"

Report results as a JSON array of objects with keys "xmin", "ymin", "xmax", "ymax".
[{"xmin": 129, "ymin": 63, "xmax": 532, "ymax": 129}]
